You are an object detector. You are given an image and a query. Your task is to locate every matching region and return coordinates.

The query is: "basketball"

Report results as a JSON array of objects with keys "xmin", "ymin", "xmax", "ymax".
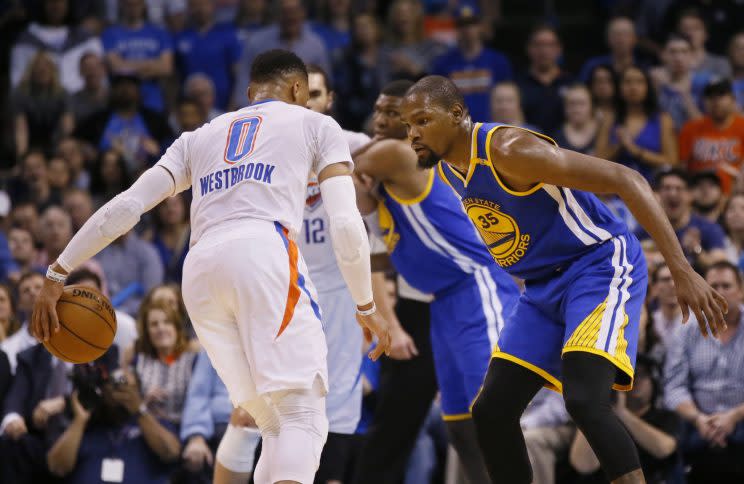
[{"xmin": 43, "ymin": 285, "xmax": 117, "ymax": 364}]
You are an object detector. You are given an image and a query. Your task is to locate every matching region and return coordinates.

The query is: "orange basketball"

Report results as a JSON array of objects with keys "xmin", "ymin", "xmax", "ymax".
[{"xmin": 43, "ymin": 285, "xmax": 117, "ymax": 364}]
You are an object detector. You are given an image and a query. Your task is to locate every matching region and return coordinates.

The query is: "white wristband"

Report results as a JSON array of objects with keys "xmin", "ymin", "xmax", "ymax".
[
  {"xmin": 357, "ymin": 302, "xmax": 377, "ymax": 316},
  {"xmin": 46, "ymin": 265, "xmax": 67, "ymax": 284}
]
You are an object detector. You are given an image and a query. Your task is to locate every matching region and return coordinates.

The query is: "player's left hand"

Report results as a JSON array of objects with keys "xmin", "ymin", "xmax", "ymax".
[
  {"xmin": 356, "ymin": 309, "xmax": 392, "ymax": 361},
  {"xmin": 673, "ymin": 266, "xmax": 728, "ymax": 338},
  {"xmin": 30, "ymin": 277, "xmax": 64, "ymax": 342}
]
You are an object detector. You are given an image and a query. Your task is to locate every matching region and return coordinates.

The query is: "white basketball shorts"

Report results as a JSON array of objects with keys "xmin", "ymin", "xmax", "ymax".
[{"xmin": 182, "ymin": 219, "xmax": 329, "ymax": 405}]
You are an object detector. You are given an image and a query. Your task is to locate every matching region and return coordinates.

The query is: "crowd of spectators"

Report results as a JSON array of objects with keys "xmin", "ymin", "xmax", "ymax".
[{"xmin": 0, "ymin": 0, "xmax": 743, "ymax": 483}]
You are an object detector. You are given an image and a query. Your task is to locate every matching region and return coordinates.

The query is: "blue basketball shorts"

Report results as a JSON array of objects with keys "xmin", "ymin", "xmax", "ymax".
[
  {"xmin": 493, "ymin": 233, "xmax": 647, "ymax": 393},
  {"xmin": 431, "ymin": 266, "xmax": 519, "ymax": 419}
]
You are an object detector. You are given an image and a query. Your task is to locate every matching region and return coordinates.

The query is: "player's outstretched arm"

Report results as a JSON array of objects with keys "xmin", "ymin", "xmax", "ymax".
[
  {"xmin": 353, "ymin": 138, "xmax": 417, "ymax": 185},
  {"xmin": 30, "ymin": 165, "xmax": 180, "ymax": 342},
  {"xmin": 318, "ymin": 163, "xmax": 392, "ymax": 360},
  {"xmin": 489, "ymin": 127, "xmax": 728, "ymax": 338}
]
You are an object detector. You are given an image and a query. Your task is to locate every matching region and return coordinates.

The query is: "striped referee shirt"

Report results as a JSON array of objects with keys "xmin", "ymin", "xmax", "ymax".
[{"xmin": 663, "ymin": 306, "xmax": 744, "ymax": 414}]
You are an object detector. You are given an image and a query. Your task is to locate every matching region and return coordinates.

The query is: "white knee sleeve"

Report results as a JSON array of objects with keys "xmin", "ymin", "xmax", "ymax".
[
  {"xmin": 269, "ymin": 384, "xmax": 329, "ymax": 483},
  {"xmin": 215, "ymin": 424, "xmax": 261, "ymax": 473}
]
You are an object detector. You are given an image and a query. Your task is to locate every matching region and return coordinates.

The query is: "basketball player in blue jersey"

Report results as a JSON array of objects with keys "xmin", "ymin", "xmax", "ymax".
[
  {"xmin": 400, "ymin": 75, "xmax": 728, "ymax": 484},
  {"xmin": 353, "ymin": 80, "xmax": 521, "ymax": 484}
]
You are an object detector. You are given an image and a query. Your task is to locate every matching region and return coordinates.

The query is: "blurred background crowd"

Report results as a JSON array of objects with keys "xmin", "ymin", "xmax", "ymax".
[{"xmin": 0, "ymin": 0, "xmax": 743, "ymax": 483}]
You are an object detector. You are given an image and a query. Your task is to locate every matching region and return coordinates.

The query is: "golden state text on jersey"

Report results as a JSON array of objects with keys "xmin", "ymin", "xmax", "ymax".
[{"xmin": 462, "ymin": 197, "xmax": 530, "ymax": 269}]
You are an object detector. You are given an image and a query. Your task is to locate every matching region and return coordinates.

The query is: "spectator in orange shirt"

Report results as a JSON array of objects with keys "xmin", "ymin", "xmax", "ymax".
[{"xmin": 679, "ymin": 79, "xmax": 744, "ymax": 194}]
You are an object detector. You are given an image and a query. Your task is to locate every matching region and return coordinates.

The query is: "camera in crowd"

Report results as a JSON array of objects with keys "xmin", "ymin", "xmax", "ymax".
[{"xmin": 69, "ymin": 348, "xmax": 122, "ymax": 411}]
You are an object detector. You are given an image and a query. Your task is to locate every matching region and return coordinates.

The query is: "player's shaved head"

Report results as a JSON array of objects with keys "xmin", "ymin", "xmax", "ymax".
[
  {"xmin": 404, "ymin": 75, "xmax": 467, "ymax": 112},
  {"xmin": 251, "ymin": 49, "xmax": 308, "ymax": 84},
  {"xmin": 248, "ymin": 49, "xmax": 309, "ymax": 107},
  {"xmin": 381, "ymin": 79, "xmax": 414, "ymax": 98}
]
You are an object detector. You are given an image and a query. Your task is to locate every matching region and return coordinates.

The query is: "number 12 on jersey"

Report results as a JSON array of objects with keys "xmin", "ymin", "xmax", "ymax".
[
  {"xmin": 303, "ymin": 218, "xmax": 326, "ymax": 244},
  {"xmin": 224, "ymin": 116, "xmax": 262, "ymax": 164}
]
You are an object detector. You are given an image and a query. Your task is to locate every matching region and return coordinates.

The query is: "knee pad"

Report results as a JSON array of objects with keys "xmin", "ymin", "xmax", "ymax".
[
  {"xmin": 240, "ymin": 397, "xmax": 280, "ymax": 437},
  {"xmin": 215, "ymin": 424, "xmax": 261, "ymax": 473},
  {"xmin": 270, "ymin": 383, "xmax": 329, "ymax": 477},
  {"xmin": 272, "ymin": 386, "xmax": 329, "ymax": 448}
]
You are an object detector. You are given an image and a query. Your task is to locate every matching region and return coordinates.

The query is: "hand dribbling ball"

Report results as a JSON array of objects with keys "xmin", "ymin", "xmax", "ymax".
[{"xmin": 43, "ymin": 285, "xmax": 117, "ymax": 363}]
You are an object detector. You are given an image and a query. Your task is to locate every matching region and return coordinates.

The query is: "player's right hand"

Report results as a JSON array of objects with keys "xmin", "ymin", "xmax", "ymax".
[
  {"xmin": 356, "ymin": 309, "xmax": 393, "ymax": 361},
  {"xmin": 30, "ymin": 276, "xmax": 64, "ymax": 342},
  {"xmin": 674, "ymin": 266, "xmax": 728, "ymax": 338}
]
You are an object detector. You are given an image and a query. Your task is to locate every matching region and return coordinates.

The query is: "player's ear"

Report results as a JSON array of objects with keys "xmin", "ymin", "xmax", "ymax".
[
  {"xmin": 450, "ymin": 103, "xmax": 465, "ymax": 125},
  {"xmin": 327, "ymin": 90, "xmax": 335, "ymax": 112},
  {"xmin": 292, "ymin": 81, "xmax": 302, "ymax": 102},
  {"xmin": 246, "ymin": 86, "xmax": 253, "ymax": 103}
]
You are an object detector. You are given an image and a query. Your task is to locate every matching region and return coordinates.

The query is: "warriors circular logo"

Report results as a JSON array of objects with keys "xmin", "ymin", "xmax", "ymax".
[{"xmin": 464, "ymin": 198, "xmax": 524, "ymax": 263}]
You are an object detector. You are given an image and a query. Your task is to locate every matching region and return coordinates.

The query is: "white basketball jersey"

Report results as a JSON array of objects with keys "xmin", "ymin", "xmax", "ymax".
[
  {"xmin": 299, "ymin": 130, "xmax": 371, "ymax": 293},
  {"xmin": 156, "ymin": 99, "xmax": 353, "ymax": 246}
]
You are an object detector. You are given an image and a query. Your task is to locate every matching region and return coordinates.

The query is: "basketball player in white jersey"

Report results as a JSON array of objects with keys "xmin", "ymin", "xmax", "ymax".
[
  {"xmin": 300, "ymin": 65, "xmax": 371, "ymax": 483},
  {"xmin": 30, "ymin": 50, "xmax": 392, "ymax": 484}
]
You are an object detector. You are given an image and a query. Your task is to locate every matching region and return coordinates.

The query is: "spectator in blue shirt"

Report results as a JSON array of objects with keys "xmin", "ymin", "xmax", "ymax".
[
  {"xmin": 75, "ymin": 75, "xmax": 173, "ymax": 174},
  {"xmin": 431, "ymin": 5, "xmax": 512, "ymax": 122},
  {"xmin": 311, "ymin": 0, "xmax": 353, "ymax": 69},
  {"xmin": 234, "ymin": 0, "xmax": 269, "ymax": 44},
  {"xmin": 46, "ymin": 357, "xmax": 181, "ymax": 484},
  {"xmin": 232, "ymin": 0, "xmax": 331, "ymax": 108},
  {"xmin": 579, "ymin": 16, "xmax": 650, "ymax": 83},
  {"xmin": 102, "ymin": 0, "xmax": 174, "ymax": 113},
  {"xmin": 175, "ymin": 0, "xmax": 242, "ymax": 110},
  {"xmin": 730, "ymin": 32, "xmax": 744, "ymax": 111},
  {"xmin": 652, "ymin": 34, "xmax": 710, "ymax": 131},
  {"xmin": 335, "ymin": 13, "xmax": 384, "ymax": 131},
  {"xmin": 516, "ymin": 24, "xmax": 573, "ymax": 134},
  {"xmin": 637, "ymin": 169, "xmax": 728, "ymax": 269},
  {"xmin": 95, "ymin": 229, "xmax": 165, "ymax": 316},
  {"xmin": 0, "ymin": 231, "xmax": 18, "ymax": 285}
]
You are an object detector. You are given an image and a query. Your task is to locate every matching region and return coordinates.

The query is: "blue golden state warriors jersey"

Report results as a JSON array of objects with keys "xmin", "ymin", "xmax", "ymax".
[
  {"xmin": 379, "ymin": 169, "xmax": 507, "ymax": 295},
  {"xmin": 438, "ymin": 122, "xmax": 627, "ymax": 281}
]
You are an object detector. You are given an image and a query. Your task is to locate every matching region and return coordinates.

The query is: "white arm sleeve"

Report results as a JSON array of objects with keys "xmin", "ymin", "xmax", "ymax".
[
  {"xmin": 56, "ymin": 166, "xmax": 176, "ymax": 272},
  {"xmin": 320, "ymin": 175, "xmax": 373, "ymax": 306}
]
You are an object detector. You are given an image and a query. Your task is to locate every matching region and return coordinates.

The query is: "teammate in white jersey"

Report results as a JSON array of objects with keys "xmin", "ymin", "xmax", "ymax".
[
  {"xmin": 301, "ymin": 65, "xmax": 371, "ymax": 483},
  {"xmin": 30, "ymin": 50, "xmax": 392, "ymax": 484}
]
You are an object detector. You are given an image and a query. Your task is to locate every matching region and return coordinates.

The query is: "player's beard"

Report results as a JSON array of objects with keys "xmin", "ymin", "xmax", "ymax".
[{"xmin": 417, "ymin": 149, "xmax": 442, "ymax": 169}]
